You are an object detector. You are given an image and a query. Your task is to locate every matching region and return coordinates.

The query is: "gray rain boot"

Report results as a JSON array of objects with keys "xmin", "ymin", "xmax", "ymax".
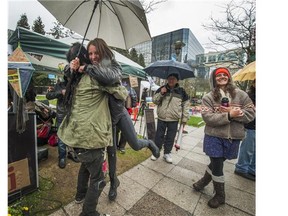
[
  {"xmin": 137, "ymin": 139, "xmax": 160, "ymax": 158},
  {"xmin": 208, "ymin": 175, "xmax": 225, "ymax": 208},
  {"xmin": 147, "ymin": 140, "xmax": 160, "ymax": 158},
  {"xmin": 193, "ymin": 166, "xmax": 212, "ymax": 191}
]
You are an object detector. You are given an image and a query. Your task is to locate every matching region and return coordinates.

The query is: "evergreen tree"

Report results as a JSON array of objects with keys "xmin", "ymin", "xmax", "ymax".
[
  {"xmin": 129, "ymin": 48, "xmax": 138, "ymax": 63},
  {"xmin": 138, "ymin": 53, "xmax": 145, "ymax": 67},
  {"xmin": 17, "ymin": 13, "xmax": 30, "ymax": 30},
  {"xmin": 32, "ymin": 16, "xmax": 45, "ymax": 35}
]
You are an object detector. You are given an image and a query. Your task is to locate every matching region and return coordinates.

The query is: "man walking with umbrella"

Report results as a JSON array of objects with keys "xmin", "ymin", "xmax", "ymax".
[{"xmin": 152, "ymin": 73, "xmax": 189, "ymax": 163}]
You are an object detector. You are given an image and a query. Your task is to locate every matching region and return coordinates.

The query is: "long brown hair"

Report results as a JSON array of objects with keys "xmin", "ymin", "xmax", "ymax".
[
  {"xmin": 64, "ymin": 43, "xmax": 90, "ymax": 125},
  {"xmin": 87, "ymin": 38, "xmax": 114, "ymax": 61},
  {"xmin": 211, "ymin": 67, "xmax": 236, "ymax": 101}
]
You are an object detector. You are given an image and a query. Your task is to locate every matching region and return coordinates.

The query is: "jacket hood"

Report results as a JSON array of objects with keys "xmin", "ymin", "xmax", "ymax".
[{"xmin": 209, "ymin": 67, "xmax": 232, "ymax": 90}]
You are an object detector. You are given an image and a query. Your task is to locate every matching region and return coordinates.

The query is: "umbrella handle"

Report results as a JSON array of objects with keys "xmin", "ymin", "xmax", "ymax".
[{"xmin": 77, "ymin": 0, "xmax": 99, "ymax": 57}]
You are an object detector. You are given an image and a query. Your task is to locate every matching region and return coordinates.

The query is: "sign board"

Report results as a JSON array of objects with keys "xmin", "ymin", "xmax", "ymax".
[
  {"xmin": 144, "ymin": 109, "xmax": 156, "ymax": 141},
  {"xmin": 8, "ymin": 158, "xmax": 31, "ymax": 193},
  {"xmin": 129, "ymin": 75, "xmax": 138, "ymax": 88},
  {"xmin": 8, "ymin": 113, "xmax": 38, "ymax": 203}
]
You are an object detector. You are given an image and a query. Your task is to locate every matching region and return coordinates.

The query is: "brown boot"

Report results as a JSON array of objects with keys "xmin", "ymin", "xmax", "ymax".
[
  {"xmin": 208, "ymin": 180, "xmax": 225, "ymax": 208},
  {"xmin": 193, "ymin": 167, "xmax": 212, "ymax": 191}
]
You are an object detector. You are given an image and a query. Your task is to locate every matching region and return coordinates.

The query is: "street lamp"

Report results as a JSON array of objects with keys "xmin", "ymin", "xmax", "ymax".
[{"xmin": 174, "ymin": 40, "xmax": 185, "ymax": 62}]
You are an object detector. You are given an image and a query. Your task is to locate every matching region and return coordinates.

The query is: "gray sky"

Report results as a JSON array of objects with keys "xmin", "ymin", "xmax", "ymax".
[{"xmin": 7, "ymin": 0, "xmax": 232, "ymax": 52}]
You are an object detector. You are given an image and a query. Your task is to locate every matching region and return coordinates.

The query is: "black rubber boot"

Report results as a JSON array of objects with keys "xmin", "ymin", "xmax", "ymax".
[{"xmin": 108, "ymin": 175, "xmax": 120, "ymax": 201}]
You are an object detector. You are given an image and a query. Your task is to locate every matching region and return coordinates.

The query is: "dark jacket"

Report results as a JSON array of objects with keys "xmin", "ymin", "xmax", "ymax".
[
  {"xmin": 83, "ymin": 58, "xmax": 127, "ymax": 126},
  {"xmin": 46, "ymin": 81, "xmax": 67, "ymax": 119},
  {"xmin": 244, "ymin": 86, "xmax": 256, "ymax": 130}
]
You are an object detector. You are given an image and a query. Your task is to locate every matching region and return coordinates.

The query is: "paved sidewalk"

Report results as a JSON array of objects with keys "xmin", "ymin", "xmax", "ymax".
[{"xmin": 50, "ymin": 123, "xmax": 255, "ymax": 216}]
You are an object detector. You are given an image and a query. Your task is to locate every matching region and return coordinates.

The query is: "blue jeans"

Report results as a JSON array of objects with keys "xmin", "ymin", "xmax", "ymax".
[
  {"xmin": 57, "ymin": 117, "xmax": 67, "ymax": 159},
  {"xmin": 75, "ymin": 148, "xmax": 106, "ymax": 216},
  {"xmin": 235, "ymin": 129, "xmax": 256, "ymax": 175}
]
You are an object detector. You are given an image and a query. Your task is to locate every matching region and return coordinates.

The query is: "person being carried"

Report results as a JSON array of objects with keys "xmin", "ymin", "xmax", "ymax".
[
  {"xmin": 192, "ymin": 67, "xmax": 255, "ymax": 208},
  {"xmin": 68, "ymin": 40, "xmax": 159, "ymax": 203},
  {"xmin": 117, "ymin": 82, "xmax": 138, "ymax": 153},
  {"xmin": 152, "ymin": 73, "xmax": 190, "ymax": 164}
]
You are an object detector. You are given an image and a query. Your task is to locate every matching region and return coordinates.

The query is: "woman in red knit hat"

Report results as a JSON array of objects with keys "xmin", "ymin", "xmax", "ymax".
[{"xmin": 192, "ymin": 67, "xmax": 255, "ymax": 208}]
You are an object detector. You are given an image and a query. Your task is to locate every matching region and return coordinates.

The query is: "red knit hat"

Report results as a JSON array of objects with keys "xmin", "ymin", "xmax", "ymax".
[{"xmin": 214, "ymin": 68, "xmax": 230, "ymax": 77}]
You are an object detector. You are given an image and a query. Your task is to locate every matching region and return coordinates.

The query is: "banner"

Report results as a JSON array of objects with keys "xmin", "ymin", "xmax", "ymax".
[{"xmin": 8, "ymin": 69, "xmax": 22, "ymax": 97}]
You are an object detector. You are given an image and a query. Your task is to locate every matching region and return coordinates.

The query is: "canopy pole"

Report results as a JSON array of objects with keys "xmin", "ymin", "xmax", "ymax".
[{"xmin": 77, "ymin": 0, "xmax": 99, "ymax": 56}]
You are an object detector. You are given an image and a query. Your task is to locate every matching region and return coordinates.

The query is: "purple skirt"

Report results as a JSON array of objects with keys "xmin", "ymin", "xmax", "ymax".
[{"xmin": 203, "ymin": 134, "xmax": 241, "ymax": 159}]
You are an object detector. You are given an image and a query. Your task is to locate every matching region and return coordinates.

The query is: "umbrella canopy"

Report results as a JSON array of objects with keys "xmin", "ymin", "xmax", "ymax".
[
  {"xmin": 38, "ymin": 0, "xmax": 151, "ymax": 50},
  {"xmin": 232, "ymin": 61, "xmax": 256, "ymax": 81},
  {"xmin": 144, "ymin": 60, "xmax": 195, "ymax": 80}
]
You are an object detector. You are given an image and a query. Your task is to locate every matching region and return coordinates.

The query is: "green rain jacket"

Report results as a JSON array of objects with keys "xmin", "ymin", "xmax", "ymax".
[{"xmin": 57, "ymin": 73, "xmax": 127, "ymax": 149}]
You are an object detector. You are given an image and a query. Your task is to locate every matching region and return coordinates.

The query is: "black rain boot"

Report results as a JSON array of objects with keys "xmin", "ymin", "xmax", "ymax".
[
  {"xmin": 208, "ymin": 180, "xmax": 225, "ymax": 208},
  {"xmin": 108, "ymin": 175, "xmax": 120, "ymax": 201},
  {"xmin": 193, "ymin": 167, "xmax": 212, "ymax": 191}
]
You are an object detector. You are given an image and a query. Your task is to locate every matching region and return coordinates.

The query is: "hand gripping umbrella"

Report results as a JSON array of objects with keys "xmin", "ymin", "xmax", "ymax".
[
  {"xmin": 144, "ymin": 60, "xmax": 195, "ymax": 80},
  {"xmin": 38, "ymin": 0, "xmax": 151, "ymax": 51}
]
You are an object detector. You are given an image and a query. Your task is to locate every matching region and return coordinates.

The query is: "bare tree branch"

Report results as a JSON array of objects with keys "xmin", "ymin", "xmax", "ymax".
[
  {"xmin": 140, "ymin": 0, "xmax": 168, "ymax": 14},
  {"xmin": 203, "ymin": 0, "xmax": 256, "ymax": 63}
]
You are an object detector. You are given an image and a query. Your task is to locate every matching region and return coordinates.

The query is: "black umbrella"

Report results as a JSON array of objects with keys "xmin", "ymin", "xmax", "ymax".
[{"xmin": 144, "ymin": 60, "xmax": 195, "ymax": 80}]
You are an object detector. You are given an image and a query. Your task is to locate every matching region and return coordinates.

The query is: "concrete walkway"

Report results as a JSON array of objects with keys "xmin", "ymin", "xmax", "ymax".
[{"xmin": 50, "ymin": 121, "xmax": 255, "ymax": 216}]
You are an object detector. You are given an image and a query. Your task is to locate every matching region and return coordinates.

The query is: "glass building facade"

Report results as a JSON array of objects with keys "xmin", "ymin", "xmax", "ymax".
[
  {"xmin": 133, "ymin": 40, "xmax": 152, "ymax": 66},
  {"xmin": 133, "ymin": 28, "xmax": 204, "ymax": 66}
]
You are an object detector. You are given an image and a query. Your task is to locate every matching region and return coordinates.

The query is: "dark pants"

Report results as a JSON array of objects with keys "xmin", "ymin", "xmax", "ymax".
[
  {"xmin": 155, "ymin": 119, "xmax": 178, "ymax": 154},
  {"xmin": 57, "ymin": 116, "xmax": 67, "ymax": 159},
  {"xmin": 75, "ymin": 148, "xmax": 106, "ymax": 216},
  {"xmin": 107, "ymin": 126, "xmax": 117, "ymax": 179},
  {"xmin": 116, "ymin": 110, "xmax": 150, "ymax": 151},
  {"xmin": 108, "ymin": 110, "xmax": 152, "ymax": 178}
]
